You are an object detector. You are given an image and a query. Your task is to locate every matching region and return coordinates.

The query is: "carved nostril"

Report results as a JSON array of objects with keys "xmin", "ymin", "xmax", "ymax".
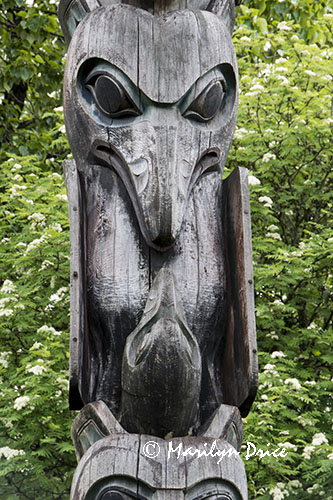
[
  {"xmin": 152, "ymin": 233, "xmax": 175, "ymax": 250},
  {"xmin": 199, "ymin": 148, "xmax": 221, "ymax": 171}
]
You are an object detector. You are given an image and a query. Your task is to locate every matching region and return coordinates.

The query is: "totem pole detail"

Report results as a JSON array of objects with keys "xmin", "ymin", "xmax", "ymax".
[{"xmin": 58, "ymin": 0, "xmax": 258, "ymax": 498}]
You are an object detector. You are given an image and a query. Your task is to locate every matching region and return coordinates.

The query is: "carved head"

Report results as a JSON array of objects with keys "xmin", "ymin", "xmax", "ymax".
[
  {"xmin": 63, "ymin": 4, "xmax": 238, "ymax": 250},
  {"xmin": 70, "ymin": 434, "xmax": 247, "ymax": 500}
]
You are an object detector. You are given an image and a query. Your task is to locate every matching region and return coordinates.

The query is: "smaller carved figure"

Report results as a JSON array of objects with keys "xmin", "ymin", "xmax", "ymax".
[{"xmin": 70, "ymin": 401, "xmax": 247, "ymax": 500}]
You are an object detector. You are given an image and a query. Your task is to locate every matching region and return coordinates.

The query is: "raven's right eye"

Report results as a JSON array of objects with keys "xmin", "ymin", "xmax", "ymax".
[
  {"xmin": 98, "ymin": 489, "xmax": 137, "ymax": 500},
  {"xmin": 86, "ymin": 73, "xmax": 141, "ymax": 118},
  {"xmin": 184, "ymin": 78, "xmax": 227, "ymax": 122}
]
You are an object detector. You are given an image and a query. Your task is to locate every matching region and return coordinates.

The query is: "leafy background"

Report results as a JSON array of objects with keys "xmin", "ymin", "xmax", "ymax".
[{"xmin": 0, "ymin": 0, "xmax": 332, "ymax": 498}]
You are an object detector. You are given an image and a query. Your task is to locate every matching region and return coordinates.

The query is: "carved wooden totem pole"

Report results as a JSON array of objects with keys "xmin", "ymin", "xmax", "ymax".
[{"xmin": 57, "ymin": 0, "xmax": 258, "ymax": 498}]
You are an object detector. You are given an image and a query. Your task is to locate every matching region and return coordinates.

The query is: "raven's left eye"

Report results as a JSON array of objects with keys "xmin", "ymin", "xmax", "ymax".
[
  {"xmin": 86, "ymin": 74, "xmax": 141, "ymax": 118},
  {"xmin": 98, "ymin": 489, "xmax": 137, "ymax": 500},
  {"xmin": 184, "ymin": 79, "xmax": 226, "ymax": 122}
]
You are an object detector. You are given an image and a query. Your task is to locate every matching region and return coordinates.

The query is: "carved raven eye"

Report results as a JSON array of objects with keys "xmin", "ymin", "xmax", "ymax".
[
  {"xmin": 86, "ymin": 74, "xmax": 141, "ymax": 118},
  {"xmin": 184, "ymin": 79, "xmax": 226, "ymax": 122},
  {"xmin": 98, "ymin": 489, "xmax": 136, "ymax": 500},
  {"xmin": 203, "ymin": 496, "xmax": 230, "ymax": 500}
]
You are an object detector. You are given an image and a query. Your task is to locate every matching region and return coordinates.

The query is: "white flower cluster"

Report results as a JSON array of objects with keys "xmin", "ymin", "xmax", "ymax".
[
  {"xmin": 28, "ymin": 212, "xmax": 45, "ymax": 223},
  {"xmin": 288, "ymin": 480, "xmax": 302, "ymax": 489},
  {"xmin": 1, "ymin": 280, "xmax": 16, "ymax": 294},
  {"xmin": 275, "ymin": 66, "xmax": 288, "ymax": 73},
  {"xmin": 25, "ymin": 235, "xmax": 48, "ymax": 255},
  {"xmin": 312, "ymin": 433, "xmax": 328, "ymax": 446},
  {"xmin": 266, "ymin": 331, "xmax": 279, "ymax": 340},
  {"xmin": 304, "ymin": 69, "xmax": 317, "ymax": 77},
  {"xmin": 285, "ymin": 378, "xmax": 301, "ymax": 390},
  {"xmin": 269, "ymin": 482, "xmax": 289, "ymax": 500},
  {"xmin": 46, "ymin": 287, "xmax": 68, "ymax": 310},
  {"xmin": 264, "ymin": 41, "xmax": 271, "ymax": 52},
  {"xmin": 245, "ymin": 84, "xmax": 265, "ymax": 97},
  {"xmin": 233, "ymin": 127, "xmax": 249, "ymax": 140},
  {"xmin": 13, "ymin": 396, "xmax": 30, "ymax": 410},
  {"xmin": 271, "ymin": 351, "xmax": 286, "ymax": 359},
  {"xmin": 275, "ymin": 75, "xmax": 289, "ymax": 85},
  {"xmin": 40, "ymin": 260, "xmax": 54, "ymax": 271},
  {"xmin": 304, "ymin": 380, "xmax": 316, "ymax": 386},
  {"xmin": 297, "ymin": 416, "xmax": 314, "ymax": 427},
  {"xmin": 11, "ymin": 162, "xmax": 22, "ymax": 171},
  {"xmin": 262, "ymin": 152, "xmax": 276, "ymax": 163},
  {"xmin": 9, "ymin": 184, "xmax": 27, "ymax": 197},
  {"xmin": 0, "ymin": 446, "xmax": 25, "ymax": 460},
  {"xmin": 56, "ymin": 194, "xmax": 68, "ymax": 202},
  {"xmin": 248, "ymin": 175, "xmax": 261, "ymax": 186},
  {"xmin": 37, "ymin": 325, "xmax": 61, "ymax": 336},
  {"xmin": 28, "ymin": 212, "xmax": 46, "ymax": 230},
  {"xmin": 278, "ymin": 441, "xmax": 297, "ymax": 451},
  {"xmin": 259, "ymin": 196, "xmax": 273, "ymax": 208},
  {"xmin": 306, "ymin": 484, "xmax": 321, "ymax": 494},
  {"xmin": 302, "ymin": 433, "xmax": 328, "ymax": 459},
  {"xmin": 31, "ymin": 342, "xmax": 43, "ymax": 350},
  {"xmin": 267, "ymin": 232, "xmax": 282, "ymax": 241},
  {"xmin": 263, "ymin": 364, "xmax": 279, "ymax": 377},
  {"xmin": 27, "ymin": 364, "xmax": 47, "ymax": 376},
  {"xmin": 49, "ymin": 223, "xmax": 62, "ymax": 233},
  {"xmin": 0, "ymin": 297, "xmax": 14, "ymax": 318},
  {"xmin": 56, "ymin": 377, "xmax": 69, "ymax": 390},
  {"xmin": 277, "ymin": 21, "xmax": 292, "ymax": 31},
  {"xmin": 0, "ymin": 351, "xmax": 11, "ymax": 369}
]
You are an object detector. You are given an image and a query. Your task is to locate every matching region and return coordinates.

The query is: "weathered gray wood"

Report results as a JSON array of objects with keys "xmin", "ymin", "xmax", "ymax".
[
  {"xmin": 59, "ymin": 2, "xmax": 256, "ymax": 498},
  {"xmin": 70, "ymin": 432, "xmax": 247, "ymax": 499},
  {"xmin": 71, "ymin": 400, "xmax": 125, "ymax": 461},
  {"xmin": 70, "ymin": 434, "xmax": 140, "ymax": 499},
  {"xmin": 222, "ymin": 167, "xmax": 258, "ymax": 415},
  {"xmin": 199, "ymin": 403, "xmax": 244, "ymax": 451},
  {"xmin": 63, "ymin": 159, "xmax": 84, "ymax": 410},
  {"xmin": 121, "ymin": 268, "xmax": 201, "ymax": 437},
  {"xmin": 58, "ymin": 0, "xmax": 237, "ymax": 44},
  {"xmin": 63, "ymin": 6, "xmax": 238, "ymax": 103},
  {"xmin": 61, "ymin": 0, "xmax": 251, "ymax": 429}
]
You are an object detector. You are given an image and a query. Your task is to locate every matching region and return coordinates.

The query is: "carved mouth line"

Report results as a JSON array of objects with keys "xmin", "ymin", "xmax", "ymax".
[
  {"xmin": 188, "ymin": 147, "xmax": 221, "ymax": 195},
  {"xmin": 91, "ymin": 140, "xmax": 172, "ymax": 252}
]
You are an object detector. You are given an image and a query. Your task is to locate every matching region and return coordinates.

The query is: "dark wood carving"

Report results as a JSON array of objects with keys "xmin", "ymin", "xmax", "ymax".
[{"xmin": 58, "ymin": 0, "xmax": 257, "ymax": 497}]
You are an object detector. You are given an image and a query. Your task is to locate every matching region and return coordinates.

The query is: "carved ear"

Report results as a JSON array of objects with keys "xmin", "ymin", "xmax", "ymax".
[
  {"xmin": 206, "ymin": 0, "xmax": 241, "ymax": 33},
  {"xmin": 58, "ymin": 0, "xmax": 122, "ymax": 44},
  {"xmin": 71, "ymin": 401, "xmax": 127, "ymax": 462},
  {"xmin": 58, "ymin": 0, "xmax": 240, "ymax": 44},
  {"xmin": 198, "ymin": 404, "xmax": 243, "ymax": 451}
]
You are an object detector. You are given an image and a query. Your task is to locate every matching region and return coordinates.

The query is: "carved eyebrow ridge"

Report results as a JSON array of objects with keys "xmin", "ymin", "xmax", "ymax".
[{"xmin": 80, "ymin": 59, "xmax": 234, "ymax": 109}]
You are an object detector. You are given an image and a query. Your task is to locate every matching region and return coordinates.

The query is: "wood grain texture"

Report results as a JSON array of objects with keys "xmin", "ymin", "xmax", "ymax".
[
  {"xmin": 222, "ymin": 167, "xmax": 258, "ymax": 415},
  {"xmin": 58, "ymin": 0, "xmax": 237, "ymax": 44},
  {"xmin": 63, "ymin": 159, "xmax": 85, "ymax": 410},
  {"xmin": 70, "ymin": 433, "xmax": 247, "ymax": 499},
  {"xmin": 62, "ymin": 1, "xmax": 257, "ymax": 440}
]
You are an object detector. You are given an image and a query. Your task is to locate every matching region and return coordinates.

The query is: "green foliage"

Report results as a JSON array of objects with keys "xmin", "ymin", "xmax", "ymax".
[
  {"xmin": 239, "ymin": 0, "xmax": 332, "ymax": 45},
  {"xmin": 228, "ymin": 15, "xmax": 333, "ymax": 500},
  {"xmin": 0, "ymin": 0, "xmax": 332, "ymax": 499},
  {"xmin": 0, "ymin": 1, "xmax": 76, "ymax": 498}
]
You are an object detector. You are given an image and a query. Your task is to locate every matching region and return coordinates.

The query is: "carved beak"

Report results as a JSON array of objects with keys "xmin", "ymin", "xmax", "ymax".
[{"xmin": 92, "ymin": 132, "xmax": 220, "ymax": 252}]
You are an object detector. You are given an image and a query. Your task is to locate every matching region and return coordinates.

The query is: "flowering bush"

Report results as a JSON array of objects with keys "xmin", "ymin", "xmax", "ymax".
[
  {"xmin": 0, "ymin": 0, "xmax": 332, "ymax": 498},
  {"xmin": 229, "ymin": 12, "xmax": 333, "ymax": 500}
]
